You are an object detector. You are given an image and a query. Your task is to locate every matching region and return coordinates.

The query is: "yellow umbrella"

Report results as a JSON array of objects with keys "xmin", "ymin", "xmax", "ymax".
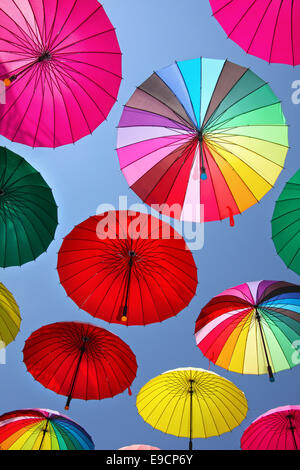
[
  {"xmin": 0, "ymin": 283, "xmax": 21, "ymax": 348},
  {"xmin": 136, "ymin": 367, "xmax": 247, "ymax": 450}
]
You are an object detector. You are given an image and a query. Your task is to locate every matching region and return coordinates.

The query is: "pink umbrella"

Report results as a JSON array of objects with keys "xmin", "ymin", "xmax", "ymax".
[
  {"xmin": 210, "ymin": 0, "xmax": 300, "ymax": 65},
  {"xmin": 241, "ymin": 406, "xmax": 300, "ymax": 450},
  {"xmin": 0, "ymin": 0, "xmax": 121, "ymax": 147},
  {"xmin": 119, "ymin": 445, "xmax": 160, "ymax": 450}
]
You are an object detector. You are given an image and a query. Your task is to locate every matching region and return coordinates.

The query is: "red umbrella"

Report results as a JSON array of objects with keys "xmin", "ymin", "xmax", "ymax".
[
  {"xmin": 57, "ymin": 211, "xmax": 198, "ymax": 325},
  {"xmin": 23, "ymin": 321, "xmax": 137, "ymax": 410}
]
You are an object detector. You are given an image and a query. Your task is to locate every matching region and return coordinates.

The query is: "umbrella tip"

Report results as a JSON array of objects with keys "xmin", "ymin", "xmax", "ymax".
[{"xmin": 64, "ymin": 406, "xmax": 69, "ymax": 411}]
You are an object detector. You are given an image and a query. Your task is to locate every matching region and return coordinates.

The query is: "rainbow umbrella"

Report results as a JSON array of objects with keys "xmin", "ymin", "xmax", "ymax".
[
  {"xmin": 241, "ymin": 406, "xmax": 300, "ymax": 450},
  {"xmin": 272, "ymin": 169, "xmax": 300, "ymax": 276},
  {"xmin": 0, "ymin": 283, "xmax": 21, "ymax": 348},
  {"xmin": 0, "ymin": 0, "xmax": 121, "ymax": 147},
  {"xmin": 210, "ymin": 1, "xmax": 300, "ymax": 66},
  {"xmin": 195, "ymin": 280, "xmax": 300, "ymax": 382},
  {"xmin": 136, "ymin": 367, "xmax": 247, "ymax": 450},
  {"xmin": 0, "ymin": 408, "xmax": 94, "ymax": 450},
  {"xmin": 0, "ymin": 147, "xmax": 58, "ymax": 267},
  {"xmin": 117, "ymin": 57, "xmax": 288, "ymax": 225}
]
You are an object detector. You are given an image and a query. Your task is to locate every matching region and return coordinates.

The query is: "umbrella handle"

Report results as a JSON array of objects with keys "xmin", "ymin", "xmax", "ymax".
[
  {"xmin": 268, "ymin": 365, "xmax": 275, "ymax": 382},
  {"xmin": 227, "ymin": 207, "xmax": 235, "ymax": 227}
]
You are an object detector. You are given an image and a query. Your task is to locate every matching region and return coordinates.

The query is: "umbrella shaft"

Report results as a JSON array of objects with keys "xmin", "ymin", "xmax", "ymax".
[
  {"xmin": 39, "ymin": 419, "xmax": 49, "ymax": 450},
  {"xmin": 189, "ymin": 380, "xmax": 194, "ymax": 451},
  {"xmin": 65, "ymin": 346, "xmax": 85, "ymax": 409},
  {"xmin": 256, "ymin": 311, "xmax": 273, "ymax": 380},
  {"xmin": 288, "ymin": 417, "xmax": 298, "ymax": 450},
  {"xmin": 123, "ymin": 256, "xmax": 134, "ymax": 316}
]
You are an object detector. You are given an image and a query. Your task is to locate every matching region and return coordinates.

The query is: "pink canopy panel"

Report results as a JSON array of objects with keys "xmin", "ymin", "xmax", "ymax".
[
  {"xmin": 210, "ymin": 0, "xmax": 300, "ymax": 65},
  {"xmin": 119, "ymin": 445, "xmax": 160, "ymax": 450},
  {"xmin": 0, "ymin": 0, "xmax": 122, "ymax": 147}
]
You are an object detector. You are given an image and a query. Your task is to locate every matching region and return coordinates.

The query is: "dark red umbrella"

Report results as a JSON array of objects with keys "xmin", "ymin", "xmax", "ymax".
[
  {"xmin": 57, "ymin": 211, "xmax": 198, "ymax": 325},
  {"xmin": 23, "ymin": 321, "xmax": 137, "ymax": 410}
]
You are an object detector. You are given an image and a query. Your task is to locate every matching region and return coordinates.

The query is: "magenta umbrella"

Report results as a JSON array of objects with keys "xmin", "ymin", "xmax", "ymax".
[
  {"xmin": 241, "ymin": 406, "xmax": 300, "ymax": 450},
  {"xmin": 210, "ymin": 0, "xmax": 300, "ymax": 65},
  {"xmin": 0, "ymin": 0, "xmax": 121, "ymax": 147}
]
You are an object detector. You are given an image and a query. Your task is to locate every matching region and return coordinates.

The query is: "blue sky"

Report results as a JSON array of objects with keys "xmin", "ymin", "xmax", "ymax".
[{"xmin": 0, "ymin": 0, "xmax": 299, "ymax": 450}]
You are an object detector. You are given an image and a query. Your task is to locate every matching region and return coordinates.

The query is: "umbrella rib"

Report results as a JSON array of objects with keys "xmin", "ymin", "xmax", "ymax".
[
  {"xmin": 53, "ymin": 61, "xmax": 108, "ymax": 122},
  {"xmin": 45, "ymin": 0, "xmax": 59, "ymax": 48},
  {"xmin": 120, "ymin": 105, "xmax": 194, "ymax": 132},
  {"xmin": 57, "ymin": 56, "xmax": 122, "ymax": 79},
  {"xmin": 50, "ymin": 63, "xmax": 93, "ymax": 133},
  {"xmin": 143, "ymin": 138, "xmax": 197, "ymax": 205},
  {"xmin": 121, "ymin": 137, "xmax": 191, "ymax": 171},
  {"xmin": 272, "ymin": 215, "xmax": 300, "ymax": 238},
  {"xmin": 202, "ymin": 144, "xmax": 223, "ymax": 221},
  {"xmin": 11, "ymin": 0, "xmax": 41, "ymax": 46},
  {"xmin": 212, "ymin": 0, "xmax": 233, "ymax": 16},
  {"xmin": 55, "ymin": 57, "xmax": 119, "ymax": 102},
  {"xmin": 27, "ymin": 0, "xmax": 43, "ymax": 46},
  {"xmin": 268, "ymin": 1, "xmax": 284, "ymax": 64},
  {"xmin": 226, "ymin": 0, "xmax": 257, "ymax": 39},
  {"xmin": 54, "ymin": 28, "xmax": 116, "ymax": 54},
  {"xmin": 0, "ymin": 6, "xmax": 38, "ymax": 51},
  {"xmin": 260, "ymin": 308, "xmax": 300, "ymax": 368},
  {"xmin": 206, "ymin": 140, "xmax": 261, "ymax": 205},
  {"xmin": 47, "ymin": 0, "xmax": 79, "ymax": 51},
  {"xmin": 204, "ymin": 84, "xmax": 278, "ymax": 132},
  {"xmin": 208, "ymin": 134, "xmax": 285, "ymax": 181},
  {"xmin": 246, "ymin": 0, "xmax": 273, "ymax": 54},
  {"xmin": 0, "ymin": 64, "xmax": 39, "ymax": 124},
  {"xmin": 50, "ymin": 4, "xmax": 103, "ymax": 51},
  {"xmin": 175, "ymin": 60, "xmax": 197, "ymax": 126},
  {"xmin": 136, "ymin": 84, "xmax": 195, "ymax": 129},
  {"xmin": 291, "ymin": 0, "xmax": 295, "ymax": 66},
  {"xmin": 33, "ymin": 66, "xmax": 47, "ymax": 147}
]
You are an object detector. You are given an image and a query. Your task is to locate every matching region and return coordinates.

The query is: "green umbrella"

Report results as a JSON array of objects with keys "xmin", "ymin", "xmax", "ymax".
[
  {"xmin": 272, "ymin": 169, "xmax": 300, "ymax": 276},
  {"xmin": 0, "ymin": 147, "xmax": 58, "ymax": 267}
]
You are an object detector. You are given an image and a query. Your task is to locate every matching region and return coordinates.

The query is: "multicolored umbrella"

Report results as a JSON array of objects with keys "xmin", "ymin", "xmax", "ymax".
[
  {"xmin": 136, "ymin": 367, "xmax": 247, "ymax": 450},
  {"xmin": 0, "ymin": 283, "xmax": 21, "ymax": 348},
  {"xmin": 23, "ymin": 321, "xmax": 137, "ymax": 410},
  {"xmin": 195, "ymin": 280, "xmax": 300, "ymax": 381},
  {"xmin": 272, "ymin": 169, "xmax": 300, "ymax": 276},
  {"xmin": 119, "ymin": 445, "xmax": 160, "ymax": 450},
  {"xmin": 0, "ymin": 408, "xmax": 95, "ymax": 450},
  {"xmin": 0, "ymin": 0, "xmax": 121, "ymax": 147},
  {"xmin": 210, "ymin": 1, "xmax": 300, "ymax": 65},
  {"xmin": 0, "ymin": 147, "xmax": 58, "ymax": 267},
  {"xmin": 241, "ymin": 405, "xmax": 300, "ymax": 450},
  {"xmin": 57, "ymin": 211, "xmax": 197, "ymax": 325},
  {"xmin": 117, "ymin": 57, "xmax": 288, "ymax": 225}
]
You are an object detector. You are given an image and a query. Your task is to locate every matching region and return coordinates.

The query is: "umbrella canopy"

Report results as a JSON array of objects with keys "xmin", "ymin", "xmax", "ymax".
[
  {"xmin": 0, "ymin": 408, "xmax": 95, "ymax": 450},
  {"xmin": 195, "ymin": 280, "xmax": 300, "ymax": 381},
  {"xmin": 0, "ymin": 147, "xmax": 58, "ymax": 267},
  {"xmin": 57, "ymin": 211, "xmax": 197, "ymax": 325},
  {"xmin": 0, "ymin": 283, "xmax": 21, "ymax": 348},
  {"xmin": 23, "ymin": 321, "xmax": 137, "ymax": 410},
  {"xmin": 136, "ymin": 367, "xmax": 247, "ymax": 450},
  {"xmin": 210, "ymin": 0, "xmax": 300, "ymax": 66},
  {"xmin": 0, "ymin": 0, "xmax": 121, "ymax": 147},
  {"xmin": 117, "ymin": 57, "xmax": 288, "ymax": 225},
  {"xmin": 241, "ymin": 405, "xmax": 300, "ymax": 450},
  {"xmin": 272, "ymin": 169, "xmax": 300, "ymax": 276},
  {"xmin": 119, "ymin": 445, "xmax": 160, "ymax": 450}
]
